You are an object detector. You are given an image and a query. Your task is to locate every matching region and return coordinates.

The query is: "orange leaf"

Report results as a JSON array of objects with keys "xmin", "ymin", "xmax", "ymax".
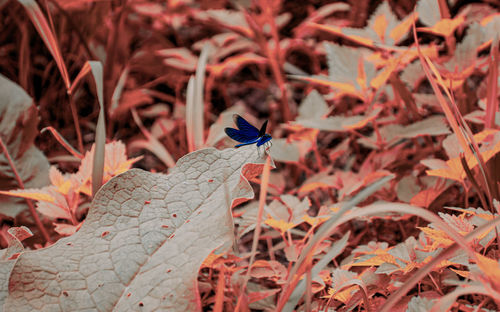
[
  {"xmin": 249, "ymin": 260, "xmax": 287, "ymax": 283},
  {"xmin": 390, "ymin": 13, "xmax": 418, "ymax": 42},
  {"xmin": 410, "ymin": 189, "xmax": 442, "ymax": 208},
  {"xmin": 418, "ymin": 227, "xmax": 454, "ymax": 249},
  {"xmin": 450, "ymin": 268, "xmax": 470, "ymax": 279},
  {"xmin": 372, "ymin": 15, "xmax": 388, "ymax": 42},
  {"xmin": 264, "ymin": 218, "xmax": 295, "ymax": 233},
  {"xmin": 427, "ymin": 130, "xmax": 500, "ymax": 181},
  {"xmin": 0, "ymin": 189, "xmax": 54, "ymax": 203},
  {"xmin": 351, "ymin": 253, "xmax": 397, "ymax": 267},
  {"xmin": 291, "ymin": 75, "xmax": 362, "ymax": 99},
  {"xmin": 475, "ymin": 253, "xmax": 500, "ymax": 289},
  {"xmin": 308, "ymin": 23, "xmax": 375, "ymax": 48},
  {"xmin": 418, "ymin": 16, "xmax": 465, "ymax": 37}
]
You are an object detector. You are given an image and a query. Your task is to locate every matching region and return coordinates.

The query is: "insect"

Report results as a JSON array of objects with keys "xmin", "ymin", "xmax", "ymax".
[{"xmin": 225, "ymin": 114, "xmax": 272, "ymax": 150}]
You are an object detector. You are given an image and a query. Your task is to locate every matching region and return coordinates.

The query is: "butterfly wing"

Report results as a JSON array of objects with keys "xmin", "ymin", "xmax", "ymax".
[
  {"xmin": 234, "ymin": 114, "xmax": 260, "ymax": 139},
  {"xmin": 258, "ymin": 120, "xmax": 268, "ymax": 137},
  {"xmin": 224, "ymin": 127, "xmax": 258, "ymax": 144},
  {"xmin": 256, "ymin": 134, "xmax": 272, "ymax": 146}
]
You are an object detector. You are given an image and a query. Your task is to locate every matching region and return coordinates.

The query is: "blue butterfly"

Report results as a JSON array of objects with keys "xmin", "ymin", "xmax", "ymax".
[{"xmin": 225, "ymin": 114, "xmax": 272, "ymax": 148}]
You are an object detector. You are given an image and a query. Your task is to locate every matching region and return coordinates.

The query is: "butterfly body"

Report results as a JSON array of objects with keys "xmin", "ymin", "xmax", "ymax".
[{"xmin": 225, "ymin": 115, "xmax": 272, "ymax": 148}]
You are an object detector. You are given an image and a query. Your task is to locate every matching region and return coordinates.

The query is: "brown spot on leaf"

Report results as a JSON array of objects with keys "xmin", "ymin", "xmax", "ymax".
[
  {"xmin": 63, "ymin": 291, "xmax": 69, "ymax": 297},
  {"xmin": 172, "ymin": 213, "xmax": 177, "ymax": 218}
]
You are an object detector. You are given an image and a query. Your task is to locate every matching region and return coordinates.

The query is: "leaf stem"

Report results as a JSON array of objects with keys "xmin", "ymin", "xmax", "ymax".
[
  {"xmin": 0, "ymin": 138, "xmax": 52, "ymax": 244},
  {"xmin": 68, "ymin": 93, "xmax": 84, "ymax": 153}
]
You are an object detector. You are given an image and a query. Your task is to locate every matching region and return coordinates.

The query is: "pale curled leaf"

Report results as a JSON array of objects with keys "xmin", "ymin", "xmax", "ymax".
[
  {"xmin": 0, "ymin": 74, "xmax": 49, "ymax": 218},
  {"xmin": 1, "ymin": 145, "xmax": 269, "ymax": 311},
  {"xmin": 1, "ymin": 226, "xmax": 33, "ymax": 261}
]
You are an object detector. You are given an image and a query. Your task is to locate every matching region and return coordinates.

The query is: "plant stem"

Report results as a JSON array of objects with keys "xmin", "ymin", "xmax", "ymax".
[
  {"xmin": 68, "ymin": 94, "xmax": 84, "ymax": 153},
  {"xmin": 0, "ymin": 138, "xmax": 52, "ymax": 244}
]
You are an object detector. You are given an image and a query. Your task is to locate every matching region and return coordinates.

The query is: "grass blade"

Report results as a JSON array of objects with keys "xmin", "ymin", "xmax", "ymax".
[
  {"xmin": 284, "ymin": 231, "xmax": 351, "ymax": 310},
  {"xmin": 70, "ymin": 61, "xmax": 106, "ymax": 197},
  {"xmin": 412, "ymin": 16, "xmax": 496, "ymax": 209},
  {"xmin": 41, "ymin": 127, "xmax": 83, "ymax": 159},
  {"xmin": 485, "ymin": 37, "xmax": 499, "ymax": 129},
  {"xmin": 17, "ymin": 0, "xmax": 70, "ymax": 89},
  {"xmin": 186, "ymin": 45, "xmax": 209, "ymax": 152}
]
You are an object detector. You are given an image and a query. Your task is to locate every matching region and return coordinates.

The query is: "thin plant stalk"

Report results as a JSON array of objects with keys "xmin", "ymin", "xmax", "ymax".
[{"xmin": 235, "ymin": 155, "xmax": 272, "ymax": 311}]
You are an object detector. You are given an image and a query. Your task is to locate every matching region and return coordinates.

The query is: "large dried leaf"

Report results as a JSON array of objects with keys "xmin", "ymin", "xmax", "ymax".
[
  {"xmin": 0, "ymin": 145, "xmax": 268, "ymax": 311},
  {"xmin": 0, "ymin": 74, "xmax": 49, "ymax": 218}
]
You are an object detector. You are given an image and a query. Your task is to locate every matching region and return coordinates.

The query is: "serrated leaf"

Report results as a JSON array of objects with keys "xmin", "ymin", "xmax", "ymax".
[
  {"xmin": 0, "ymin": 74, "xmax": 49, "ymax": 218},
  {"xmin": 269, "ymin": 138, "xmax": 301, "ymax": 163},
  {"xmin": 416, "ymin": 0, "xmax": 441, "ymax": 27},
  {"xmin": 418, "ymin": 16, "xmax": 465, "ymax": 38},
  {"xmin": 297, "ymin": 90, "xmax": 330, "ymax": 120},
  {"xmin": 406, "ymin": 296, "xmax": 436, "ymax": 312},
  {"xmin": 0, "ymin": 145, "xmax": 268, "ymax": 311},
  {"xmin": 443, "ymin": 23, "xmax": 483, "ymax": 75},
  {"xmin": 308, "ymin": 2, "xmax": 416, "ymax": 47},
  {"xmin": 325, "ymin": 43, "xmax": 375, "ymax": 90},
  {"xmin": 343, "ymin": 1, "xmax": 411, "ymax": 45}
]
